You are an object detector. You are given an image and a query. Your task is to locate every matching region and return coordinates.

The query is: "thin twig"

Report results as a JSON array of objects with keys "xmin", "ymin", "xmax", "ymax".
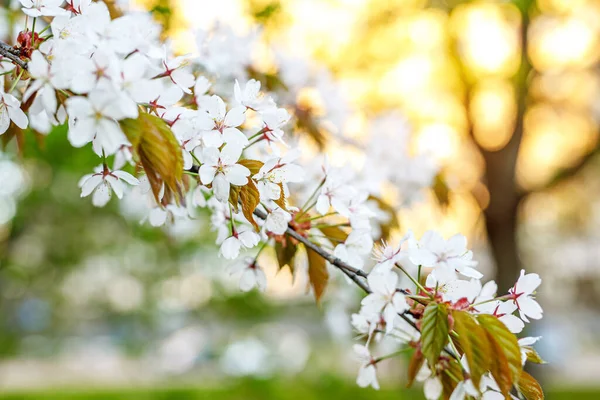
[
  {"xmin": 252, "ymin": 207, "xmax": 461, "ymax": 361},
  {"xmin": 0, "ymin": 41, "xmax": 28, "ymax": 70}
]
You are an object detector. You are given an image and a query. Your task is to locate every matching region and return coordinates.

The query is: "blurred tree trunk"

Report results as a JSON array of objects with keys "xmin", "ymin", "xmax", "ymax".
[{"xmin": 477, "ymin": 1, "xmax": 531, "ymax": 291}]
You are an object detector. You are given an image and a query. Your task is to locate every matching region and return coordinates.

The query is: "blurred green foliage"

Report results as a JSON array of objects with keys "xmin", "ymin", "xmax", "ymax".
[{"xmin": 0, "ymin": 379, "xmax": 597, "ymax": 400}]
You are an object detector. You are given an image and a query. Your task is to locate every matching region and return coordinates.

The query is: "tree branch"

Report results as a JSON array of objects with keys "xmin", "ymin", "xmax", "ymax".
[
  {"xmin": 0, "ymin": 41, "xmax": 28, "ymax": 71},
  {"xmin": 252, "ymin": 207, "xmax": 461, "ymax": 361},
  {"xmin": 522, "ymin": 142, "xmax": 600, "ymax": 196}
]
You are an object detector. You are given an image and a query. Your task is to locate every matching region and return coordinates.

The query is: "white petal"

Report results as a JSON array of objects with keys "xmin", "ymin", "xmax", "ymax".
[
  {"xmin": 91, "ymin": 182, "xmax": 111, "ymax": 207},
  {"xmin": 224, "ymin": 106, "xmax": 246, "ymax": 127},
  {"xmin": 199, "ymin": 165, "xmax": 216, "ymax": 185},
  {"xmin": 80, "ymin": 175, "xmax": 103, "ymax": 197},
  {"xmin": 149, "ymin": 208, "xmax": 168, "ymax": 227},
  {"xmin": 239, "ymin": 268, "xmax": 257, "ymax": 291},
  {"xmin": 225, "ymin": 164, "xmax": 250, "ymax": 186},
  {"xmin": 112, "ymin": 170, "xmax": 140, "ymax": 185},
  {"xmin": 220, "ymin": 236, "xmax": 241, "ymax": 259},
  {"xmin": 220, "ymin": 143, "xmax": 243, "ymax": 165},
  {"xmin": 213, "ymin": 173, "xmax": 230, "ymax": 202}
]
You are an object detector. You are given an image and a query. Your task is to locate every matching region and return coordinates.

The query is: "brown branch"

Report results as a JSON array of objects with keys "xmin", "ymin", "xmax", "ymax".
[
  {"xmin": 0, "ymin": 41, "xmax": 28, "ymax": 71},
  {"xmin": 252, "ymin": 207, "xmax": 461, "ymax": 362}
]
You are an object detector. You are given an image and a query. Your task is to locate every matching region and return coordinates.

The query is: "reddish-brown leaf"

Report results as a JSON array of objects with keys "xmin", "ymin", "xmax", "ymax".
[
  {"xmin": 120, "ymin": 113, "xmax": 184, "ymax": 205},
  {"xmin": 238, "ymin": 159, "xmax": 264, "ymax": 175},
  {"xmin": 239, "ymin": 178, "xmax": 261, "ymax": 230},
  {"xmin": 306, "ymin": 245, "xmax": 328, "ymax": 303},
  {"xmin": 406, "ymin": 349, "xmax": 424, "ymax": 388},
  {"xmin": 517, "ymin": 371, "xmax": 544, "ymax": 400}
]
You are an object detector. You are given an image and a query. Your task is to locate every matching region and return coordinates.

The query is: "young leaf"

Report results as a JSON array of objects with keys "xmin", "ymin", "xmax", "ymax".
[
  {"xmin": 275, "ymin": 241, "xmax": 297, "ymax": 273},
  {"xmin": 306, "ymin": 245, "xmax": 328, "ymax": 303},
  {"xmin": 120, "ymin": 113, "xmax": 184, "ymax": 204},
  {"xmin": 516, "ymin": 371, "xmax": 544, "ymax": 400},
  {"xmin": 483, "ymin": 328, "xmax": 513, "ymax": 396},
  {"xmin": 421, "ymin": 303, "xmax": 449, "ymax": 369},
  {"xmin": 238, "ymin": 159, "xmax": 264, "ymax": 175},
  {"xmin": 524, "ymin": 347, "xmax": 547, "ymax": 364},
  {"xmin": 453, "ymin": 311, "xmax": 492, "ymax": 389},
  {"xmin": 406, "ymin": 349, "xmax": 424, "ymax": 388},
  {"xmin": 477, "ymin": 314, "xmax": 522, "ymax": 383},
  {"xmin": 239, "ymin": 178, "xmax": 261, "ymax": 230},
  {"xmin": 441, "ymin": 359, "xmax": 463, "ymax": 400},
  {"xmin": 273, "ymin": 182, "xmax": 288, "ymax": 211},
  {"xmin": 228, "ymin": 185, "xmax": 241, "ymax": 213}
]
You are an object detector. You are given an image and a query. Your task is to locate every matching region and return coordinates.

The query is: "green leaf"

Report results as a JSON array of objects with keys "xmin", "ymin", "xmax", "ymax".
[
  {"xmin": 517, "ymin": 371, "xmax": 544, "ymax": 400},
  {"xmin": 421, "ymin": 303, "xmax": 449, "ymax": 369},
  {"xmin": 477, "ymin": 314, "xmax": 522, "ymax": 384},
  {"xmin": 238, "ymin": 159, "xmax": 264, "ymax": 175},
  {"xmin": 274, "ymin": 241, "xmax": 297, "ymax": 273},
  {"xmin": 306, "ymin": 245, "xmax": 328, "ymax": 303},
  {"xmin": 524, "ymin": 347, "xmax": 547, "ymax": 364},
  {"xmin": 239, "ymin": 178, "xmax": 261, "ymax": 230},
  {"xmin": 453, "ymin": 311, "xmax": 492, "ymax": 389},
  {"xmin": 120, "ymin": 113, "xmax": 184, "ymax": 204},
  {"xmin": 406, "ymin": 349, "xmax": 424, "ymax": 388}
]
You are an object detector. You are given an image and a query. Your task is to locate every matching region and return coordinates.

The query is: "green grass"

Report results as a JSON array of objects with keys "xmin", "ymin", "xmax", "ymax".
[{"xmin": 0, "ymin": 379, "xmax": 597, "ymax": 399}]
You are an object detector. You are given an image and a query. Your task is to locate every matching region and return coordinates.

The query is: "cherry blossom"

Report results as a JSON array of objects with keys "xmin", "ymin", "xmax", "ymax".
[
  {"xmin": 0, "ymin": 92, "xmax": 28, "ymax": 135},
  {"xmin": 79, "ymin": 166, "xmax": 139, "ymax": 207},
  {"xmin": 410, "ymin": 231, "xmax": 482, "ymax": 279},
  {"xmin": 353, "ymin": 344, "xmax": 379, "ymax": 390},
  {"xmin": 230, "ymin": 257, "xmax": 267, "ymax": 292},
  {"xmin": 509, "ymin": 269, "xmax": 543, "ymax": 322},
  {"xmin": 219, "ymin": 227, "xmax": 260, "ymax": 259},
  {"xmin": 360, "ymin": 271, "xmax": 409, "ymax": 333},
  {"xmin": 264, "ymin": 207, "xmax": 291, "ymax": 235},
  {"xmin": 20, "ymin": 0, "xmax": 67, "ymax": 17},
  {"xmin": 199, "ymin": 145, "xmax": 250, "ymax": 203}
]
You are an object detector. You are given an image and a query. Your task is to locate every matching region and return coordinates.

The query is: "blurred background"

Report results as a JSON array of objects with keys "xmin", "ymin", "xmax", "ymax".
[{"xmin": 2, "ymin": 0, "xmax": 600, "ymax": 398}]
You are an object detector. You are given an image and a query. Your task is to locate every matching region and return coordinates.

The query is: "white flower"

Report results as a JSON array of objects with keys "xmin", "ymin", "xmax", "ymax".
[
  {"xmin": 416, "ymin": 364, "xmax": 442, "ymax": 400},
  {"xmin": 147, "ymin": 204, "xmax": 188, "ymax": 227},
  {"xmin": 315, "ymin": 172, "xmax": 355, "ymax": 215},
  {"xmin": 65, "ymin": 91, "xmax": 132, "ymax": 155},
  {"xmin": 353, "ymin": 344, "xmax": 379, "ymax": 390},
  {"xmin": 230, "ymin": 257, "xmax": 267, "ymax": 292},
  {"xmin": 265, "ymin": 207, "xmax": 291, "ymax": 235},
  {"xmin": 199, "ymin": 145, "xmax": 250, "ymax": 203},
  {"xmin": 518, "ymin": 336, "xmax": 542, "ymax": 366},
  {"xmin": 253, "ymin": 150, "xmax": 304, "ymax": 201},
  {"xmin": 24, "ymin": 51, "xmax": 60, "ymax": 116},
  {"xmin": 334, "ymin": 230, "xmax": 373, "ymax": 269},
  {"xmin": 410, "ymin": 231, "xmax": 482, "ymax": 279},
  {"xmin": 20, "ymin": 0, "xmax": 67, "ymax": 17},
  {"xmin": 372, "ymin": 231, "xmax": 416, "ymax": 273},
  {"xmin": 200, "ymin": 95, "xmax": 248, "ymax": 147},
  {"xmin": 79, "ymin": 166, "xmax": 139, "ymax": 207},
  {"xmin": 261, "ymin": 107, "xmax": 290, "ymax": 145},
  {"xmin": 509, "ymin": 270, "xmax": 543, "ymax": 322},
  {"xmin": 0, "ymin": 92, "xmax": 28, "ymax": 135},
  {"xmin": 219, "ymin": 227, "xmax": 260, "ymax": 259},
  {"xmin": 360, "ymin": 271, "xmax": 409, "ymax": 333},
  {"xmin": 160, "ymin": 52, "xmax": 195, "ymax": 95},
  {"xmin": 234, "ymin": 79, "xmax": 274, "ymax": 111}
]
